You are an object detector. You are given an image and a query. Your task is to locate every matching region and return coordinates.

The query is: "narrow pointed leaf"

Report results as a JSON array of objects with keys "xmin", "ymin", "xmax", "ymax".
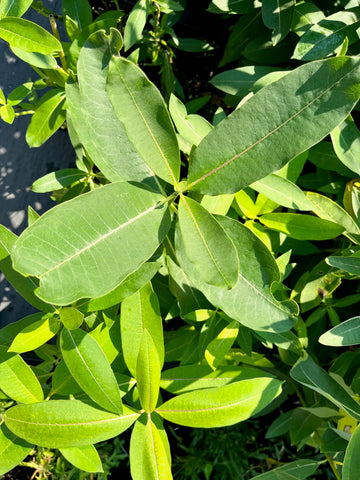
[
  {"xmin": 187, "ymin": 57, "xmax": 360, "ymax": 195},
  {"xmin": 0, "ymin": 424, "xmax": 33, "ymax": 476},
  {"xmin": 0, "ymin": 17, "xmax": 62, "ymax": 54},
  {"xmin": 205, "ymin": 320, "xmax": 239, "ymax": 370},
  {"xmin": 61, "ymin": 328, "xmax": 123, "ymax": 414},
  {"xmin": 12, "ymin": 182, "xmax": 170, "ymax": 305},
  {"xmin": 156, "ymin": 377, "xmax": 282, "ymax": 428},
  {"xmin": 331, "ymin": 114, "xmax": 360, "ymax": 175},
  {"xmin": 319, "ymin": 316, "xmax": 360, "ymax": 346},
  {"xmin": 178, "ymin": 196, "xmax": 239, "ymax": 289},
  {"xmin": 5, "ymin": 400, "xmax": 139, "ymax": 447},
  {"xmin": 262, "ymin": 0, "xmax": 295, "ymax": 46},
  {"xmin": 107, "ymin": 56, "xmax": 180, "ymax": 185},
  {"xmin": 124, "ymin": 0, "xmax": 149, "ymax": 51},
  {"xmin": 343, "ymin": 423, "xmax": 360, "ymax": 480},
  {"xmin": 0, "ymin": 0, "xmax": 33, "ymax": 19},
  {"xmin": 60, "ymin": 445, "xmax": 103, "ymax": 473},
  {"xmin": 8, "ymin": 314, "xmax": 60, "ymax": 353}
]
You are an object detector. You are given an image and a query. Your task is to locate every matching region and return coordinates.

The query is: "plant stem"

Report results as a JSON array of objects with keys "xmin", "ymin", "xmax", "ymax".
[
  {"xmin": 49, "ymin": 15, "xmax": 67, "ymax": 71},
  {"xmin": 314, "ymin": 431, "xmax": 341, "ymax": 480}
]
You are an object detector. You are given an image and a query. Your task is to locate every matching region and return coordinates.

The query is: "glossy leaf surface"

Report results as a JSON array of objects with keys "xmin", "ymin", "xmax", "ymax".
[{"xmin": 8, "ymin": 314, "xmax": 60, "ymax": 353}]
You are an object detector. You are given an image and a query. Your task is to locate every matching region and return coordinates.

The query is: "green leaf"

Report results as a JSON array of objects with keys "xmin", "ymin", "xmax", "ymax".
[
  {"xmin": 60, "ymin": 328, "xmax": 123, "ymax": 415},
  {"xmin": 260, "ymin": 213, "xmax": 345, "ymax": 240},
  {"xmin": 121, "ymin": 282, "xmax": 164, "ymax": 378},
  {"xmin": 265, "ymin": 410, "xmax": 292, "ymax": 438},
  {"xmin": 0, "ymin": 0, "xmax": 33, "ymax": 19},
  {"xmin": 124, "ymin": 0, "xmax": 149, "ymax": 51},
  {"xmin": 107, "ymin": 56, "xmax": 180, "ymax": 186},
  {"xmin": 156, "ymin": 377, "xmax": 282, "ymax": 428},
  {"xmin": 5, "ymin": 400, "xmax": 139, "ymax": 447},
  {"xmin": 178, "ymin": 196, "xmax": 239, "ymax": 289},
  {"xmin": 11, "ymin": 46, "xmax": 58, "ymax": 69},
  {"xmin": 326, "ymin": 251, "xmax": 360, "ymax": 275},
  {"xmin": 293, "ymin": 10, "xmax": 360, "ymax": 61},
  {"xmin": 0, "ymin": 17, "xmax": 62, "ymax": 54},
  {"xmin": 26, "ymin": 89, "xmax": 66, "ymax": 148},
  {"xmin": 130, "ymin": 414, "xmax": 172, "ymax": 480},
  {"xmin": 262, "ymin": 0, "xmax": 295, "ymax": 46},
  {"xmin": 308, "ymin": 140, "xmax": 355, "ymax": 176},
  {"xmin": 0, "ymin": 349, "xmax": 44, "ymax": 404},
  {"xmin": 176, "ymin": 216, "xmax": 298, "ymax": 332},
  {"xmin": 200, "ymin": 193, "xmax": 234, "ymax": 216},
  {"xmin": 31, "ymin": 169, "xmax": 88, "ymax": 193},
  {"xmin": 291, "ymin": 2, "xmax": 325, "ymax": 37},
  {"xmin": 0, "ymin": 104, "xmax": 14, "ymax": 124},
  {"xmin": 343, "ymin": 423, "xmax": 360, "ymax": 480},
  {"xmin": 291, "ymin": 354, "xmax": 360, "ymax": 421},
  {"xmin": 289, "ymin": 407, "xmax": 325, "ymax": 444},
  {"xmin": 136, "ymin": 330, "xmax": 162, "ymax": 413},
  {"xmin": 331, "ymin": 114, "xmax": 360, "ymax": 175},
  {"xmin": 251, "ymin": 174, "xmax": 312, "ymax": 210},
  {"xmin": 208, "ymin": 0, "xmax": 261, "ymax": 14},
  {"xmin": 63, "ymin": 0, "xmax": 92, "ymax": 32},
  {"xmin": 66, "ymin": 30, "xmax": 160, "ymax": 187},
  {"xmin": 8, "ymin": 314, "xmax": 60, "ymax": 353},
  {"xmin": 12, "ymin": 182, "xmax": 170, "ymax": 305},
  {"xmin": 160, "ymin": 365, "xmax": 273, "ymax": 394},
  {"xmin": 0, "ymin": 225, "xmax": 53, "ymax": 312},
  {"xmin": 60, "ymin": 307, "xmax": 84, "ymax": 330},
  {"xmin": 186, "ymin": 57, "xmax": 360, "ymax": 195},
  {"xmin": 319, "ymin": 316, "xmax": 360, "ymax": 346},
  {"xmin": 51, "ymin": 360, "xmax": 83, "ymax": 396},
  {"xmin": 250, "ymin": 459, "xmax": 320, "ymax": 479},
  {"xmin": 60, "ymin": 445, "xmax": 103, "ymax": 473},
  {"xmin": 0, "ymin": 424, "xmax": 33, "ymax": 476},
  {"xmin": 205, "ymin": 320, "xmax": 239, "ymax": 370}
]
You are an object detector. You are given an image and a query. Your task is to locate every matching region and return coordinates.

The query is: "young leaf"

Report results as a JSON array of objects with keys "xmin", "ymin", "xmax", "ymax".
[
  {"xmin": 343, "ymin": 423, "xmax": 360, "ymax": 480},
  {"xmin": 12, "ymin": 182, "xmax": 170, "ymax": 305},
  {"xmin": 8, "ymin": 314, "xmax": 60, "ymax": 353},
  {"xmin": 121, "ymin": 282, "xmax": 164, "ymax": 377},
  {"xmin": 178, "ymin": 195, "xmax": 239, "ymax": 289},
  {"xmin": 0, "ymin": 104, "xmax": 14, "ymax": 124},
  {"xmin": 31, "ymin": 169, "xmax": 87, "ymax": 193},
  {"xmin": 205, "ymin": 320, "xmax": 239, "ymax": 370},
  {"xmin": 0, "ymin": 17, "xmax": 62, "ymax": 54},
  {"xmin": 60, "ymin": 328, "xmax": 123, "ymax": 415},
  {"xmin": 319, "ymin": 316, "xmax": 360, "ymax": 346},
  {"xmin": 0, "ymin": 424, "xmax": 33, "ymax": 476},
  {"xmin": 156, "ymin": 377, "xmax": 282, "ymax": 428},
  {"xmin": 59, "ymin": 445, "xmax": 103, "ymax": 473},
  {"xmin": 186, "ymin": 57, "xmax": 360, "ymax": 195},
  {"xmin": 262, "ymin": 0, "xmax": 295, "ymax": 46},
  {"xmin": 0, "ymin": 349, "xmax": 44, "ymax": 404},
  {"xmin": 5, "ymin": 400, "xmax": 139, "ymax": 447},
  {"xmin": 0, "ymin": 0, "xmax": 33, "ymax": 19},
  {"xmin": 130, "ymin": 414, "xmax": 172, "ymax": 480},
  {"xmin": 26, "ymin": 89, "xmax": 66, "ymax": 147},
  {"xmin": 62, "ymin": 0, "xmax": 93, "ymax": 32},
  {"xmin": 60, "ymin": 307, "xmax": 84, "ymax": 330},
  {"xmin": 331, "ymin": 114, "xmax": 360, "ymax": 175},
  {"xmin": 124, "ymin": 0, "xmax": 150, "ymax": 51}
]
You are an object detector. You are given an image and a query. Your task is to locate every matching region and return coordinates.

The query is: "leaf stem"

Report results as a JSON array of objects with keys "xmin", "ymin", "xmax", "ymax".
[{"xmin": 49, "ymin": 15, "xmax": 67, "ymax": 71}]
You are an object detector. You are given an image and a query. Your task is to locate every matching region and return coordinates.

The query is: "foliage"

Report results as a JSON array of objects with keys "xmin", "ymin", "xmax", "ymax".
[{"xmin": 2, "ymin": 0, "xmax": 360, "ymax": 479}]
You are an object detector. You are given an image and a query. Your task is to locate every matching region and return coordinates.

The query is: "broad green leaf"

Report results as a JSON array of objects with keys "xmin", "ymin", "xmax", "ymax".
[
  {"xmin": 262, "ymin": 0, "xmax": 295, "ymax": 45},
  {"xmin": 343, "ymin": 423, "xmax": 360, "ymax": 480},
  {"xmin": 260, "ymin": 213, "xmax": 345, "ymax": 240},
  {"xmin": 0, "ymin": 349, "xmax": 44, "ymax": 403},
  {"xmin": 176, "ymin": 216, "xmax": 298, "ymax": 332},
  {"xmin": 60, "ymin": 445, "xmax": 103, "ymax": 473},
  {"xmin": 6, "ymin": 82, "xmax": 32, "ymax": 107},
  {"xmin": 289, "ymin": 407, "xmax": 325, "ymax": 444},
  {"xmin": 82, "ymin": 260, "xmax": 162, "ymax": 312},
  {"xmin": 11, "ymin": 46, "xmax": 58, "ymax": 69},
  {"xmin": 136, "ymin": 330, "xmax": 162, "ymax": 413},
  {"xmin": 291, "ymin": 354, "xmax": 360, "ymax": 421},
  {"xmin": 308, "ymin": 140, "xmax": 355, "ymax": 176},
  {"xmin": 178, "ymin": 196, "xmax": 239, "ymax": 289},
  {"xmin": 319, "ymin": 316, "xmax": 360, "ymax": 346},
  {"xmin": 61, "ymin": 328, "xmax": 123, "ymax": 415},
  {"xmin": 63, "ymin": 0, "xmax": 92, "ymax": 32},
  {"xmin": 156, "ymin": 377, "xmax": 282, "ymax": 428},
  {"xmin": 326, "ymin": 251, "xmax": 360, "ymax": 275},
  {"xmin": 200, "ymin": 194, "xmax": 234, "ymax": 216},
  {"xmin": 208, "ymin": 0, "xmax": 261, "ymax": 14},
  {"xmin": 5, "ymin": 400, "xmax": 139, "ymax": 447},
  {"xmin": 331, "ymin": 114, "xmax": 360, "ymax": 175},
  {"xmin": 251, "ymin": 174, "xmax": 312, "ymax": 210},
  {"xmin": 66, "ymin": 29, "xmax": 157, "ymax": 186},
  {"xmin": 0, "ymin": 0, "xmax": 33, "ymax": 19},
  {"xmin": 251, "ymin": 460, "xmax": 320, "ymax": 479},
  {"xmin": 8, "ymin": 314, "xmax": 60, "ymax": 353},
  {"xmin": 210, "ymin": 66, "xmax": 286, "ymax": 97},
  {"xmin": 321, "ymin": 427, "xmax": 349, "ymax": 453},
  {"xmin": 31, "ymin": 169, "xmax": 88, "ymax": 193},
  {"xmin": 293, "ymin": 10, "xmax": 360, "ymax": 61},
  {"xmin": 60, "ymin": 307, "xmax": 84, "ymax": 330},
  {"xmin": 160, "ymin": 365, "xmax": 273, "ymax": 394},
  {"xmin": 26, "ymin": 89, "xmax": 66, "ymax": 148},
  {"xmin": 186, "ymin": 57, "xmax": 360, "ymax": 195},
  {"xmin": 12, "ymin": 182, "xmax": 170, "ymax": 305},
  {"xmin": 0, "ymin": 17, "xmax": 62, "ymax": 54},
  {"xmin": 51, "ymin": 360, "xmax": 83, "ymax": 396},
  {"xmin": 156, "ymin": 0, "xmax": 183, "ymax": 13},
  {"xmin": 0, "ymin": 225, "xmax": 53, "ymax": 312},
  {"xmin": 306, "ymin": 192, "xmax": 360, "ymax": 242},
  {"xmin": 205, "ymin": 320, "xmax": 239, "ymax": 370},
  {"xmin": 0, "ymin": 104, "xmax": 14, "ymax": 123},
  {"xmin": 291, "ymin": 2, "xmax": 325, "ymax": 37},
  {"xmin": 121, "ymin": 282, "xmax": 164, "ymax": 377},
  {"xmin": 107, "ymin": 56, "xmax": 180, "ymax": 186},
  {"xmin": 265, "ymin": 410, "xmax": 292, "ymax": 438},
  {"xmin": 130, "ymin": 414, "xmax": 172, "ymax": 480},
  {"xmin": 0, "ymin": 424, "xmax": 33, "ymax": 476},
  {"xmin": 124, "ymin": 0, "xmax": 149, "ymax": 51}
]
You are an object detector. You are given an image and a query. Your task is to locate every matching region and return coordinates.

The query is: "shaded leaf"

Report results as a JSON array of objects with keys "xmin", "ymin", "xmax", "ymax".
[{"xmin": 319, "ymin": 316, "xmax": 360, "ymax": 346}]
